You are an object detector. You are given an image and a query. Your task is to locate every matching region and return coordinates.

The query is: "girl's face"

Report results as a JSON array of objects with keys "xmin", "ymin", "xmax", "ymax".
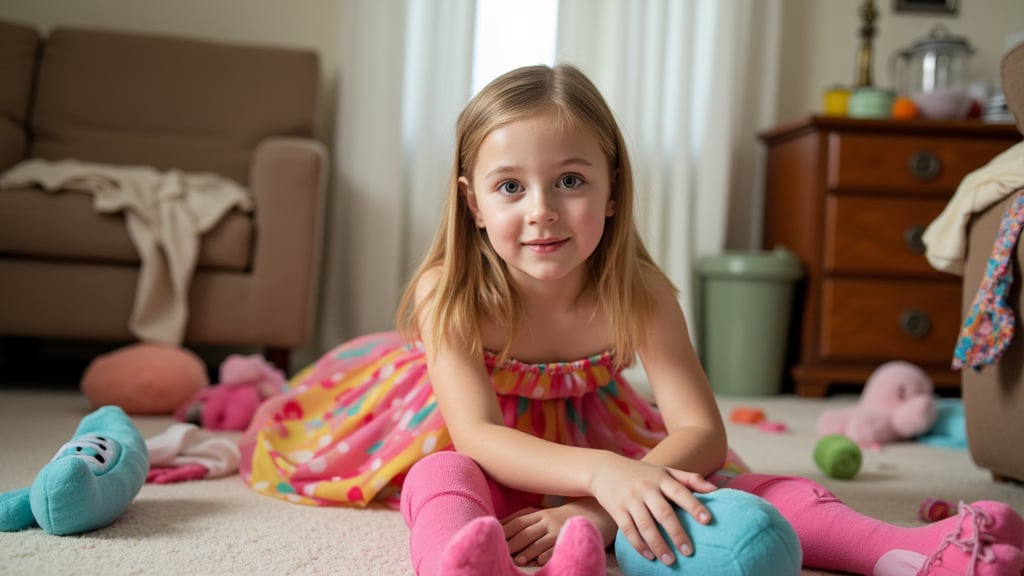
[{"xmin": 461, "ymin": 112, "xmax": 615, "ymax": 287}]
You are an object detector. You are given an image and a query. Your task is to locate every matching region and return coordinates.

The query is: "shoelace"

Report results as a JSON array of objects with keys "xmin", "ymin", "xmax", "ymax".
[{"xmin": 918, "ymin": 502, "xmax": 996, "ymax": 576}]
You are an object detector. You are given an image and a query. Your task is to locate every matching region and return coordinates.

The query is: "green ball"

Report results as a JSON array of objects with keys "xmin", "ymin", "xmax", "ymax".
[{"xmin": 814, "ymin": 434, "xmax": 862, "ymax": 479}]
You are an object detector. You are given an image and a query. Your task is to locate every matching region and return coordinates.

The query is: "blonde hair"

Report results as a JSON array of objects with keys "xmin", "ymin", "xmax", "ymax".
[{"xmin": 396, "ymin": 64, "xmax": 674, "ymax": 367}]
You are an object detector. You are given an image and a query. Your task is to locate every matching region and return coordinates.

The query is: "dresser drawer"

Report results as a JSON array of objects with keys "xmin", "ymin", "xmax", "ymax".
[
  {"xmin": 827, "ymin": 132, "xmax": 1012, "ymax": 195},
  {"xmin": 820, "ymin": 279, "xmax": 960, "ymax": 364},
  {"xmin": 824, "ymin": 195, "xmax": 950, "ymax": 276}
]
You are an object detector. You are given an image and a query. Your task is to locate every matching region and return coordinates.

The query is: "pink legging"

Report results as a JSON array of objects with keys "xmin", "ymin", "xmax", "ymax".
[
  {"xmin": 401, "ymin": 451, "xmax": 1024, "ymax": 576},
  {"xmin": 401, "ymin": 451, "xmax": 541, "ymax": 576}
]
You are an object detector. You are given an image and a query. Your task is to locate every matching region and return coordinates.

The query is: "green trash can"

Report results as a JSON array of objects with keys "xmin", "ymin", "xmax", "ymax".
[{"xmin": 697, "ymin": 248, "xmax": 803, "ymax": 396}]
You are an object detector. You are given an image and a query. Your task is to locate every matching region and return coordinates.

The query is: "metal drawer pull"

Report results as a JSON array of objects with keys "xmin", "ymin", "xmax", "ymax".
[
  {"xmin": 900, "ymin": 309, "xmax": 931, "ymax": 339},
  {"xmin": 904, "ymin": 225, "xmax": 926, "ymax": 253},
  {"xmin": 908, "ymin": 150, "xmax": 941, "ymax": 181}
]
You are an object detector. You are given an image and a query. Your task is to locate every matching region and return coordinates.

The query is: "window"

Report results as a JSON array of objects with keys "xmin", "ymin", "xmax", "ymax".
[{"xmin": 471, "ymin": 0, "xmax": 559, "ymax": 94}]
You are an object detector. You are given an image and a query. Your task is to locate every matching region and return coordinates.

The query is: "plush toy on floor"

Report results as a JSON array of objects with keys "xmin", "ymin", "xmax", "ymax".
[
  {"xmin": 175, "ymin": 353, "xmax": 287, "ymax": 431},
  {"xmin": 614, "ymin": 488, "xmax": 802, "ymax": 576},
  {"xmin": 816, "ymin": 360, "xmax": 938, "ymax": 447},
  {"xmin": 0, "ymin": 405, "xmax": 148, "ymax": 535}
]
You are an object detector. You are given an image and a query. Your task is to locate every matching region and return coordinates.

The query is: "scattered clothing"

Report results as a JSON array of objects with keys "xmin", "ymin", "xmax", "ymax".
[
  {"xmin": 917, "ymin": 398, "xmax": 968, "ymax": 450},
  {"xmin": 0, "ymin": 158, "xmax": 253, "ymax": 345},
  {"xmin": 146, "ymin": 423, "xmax": 240, "ymax": 483},
  {"xmin": 953, "ymin": 193, "xmax": 1024, "ymax": 370}
]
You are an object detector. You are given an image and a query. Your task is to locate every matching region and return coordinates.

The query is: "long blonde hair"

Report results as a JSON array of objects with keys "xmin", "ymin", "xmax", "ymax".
[{"xmin": 396, "ymin": 64, "xmax": 673, "ymax": 367}]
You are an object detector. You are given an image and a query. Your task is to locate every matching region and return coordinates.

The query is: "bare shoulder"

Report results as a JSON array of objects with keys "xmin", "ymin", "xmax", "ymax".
[
  {"xmin": 414, "ymin": 265, "xmax": 443, "ymax": 305},
  {"xmin": 639, "ymin": 264, "xmax": 681, "ymax": 310}
]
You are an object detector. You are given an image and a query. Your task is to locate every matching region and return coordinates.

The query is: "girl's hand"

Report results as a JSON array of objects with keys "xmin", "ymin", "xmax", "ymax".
[
  {"xmin": 590, "ymin": 454, "xmax": 717, "ymax": 565},
  {"xmin": 501, "ymin": 498, "xmax": 617, "ymax": 566}
]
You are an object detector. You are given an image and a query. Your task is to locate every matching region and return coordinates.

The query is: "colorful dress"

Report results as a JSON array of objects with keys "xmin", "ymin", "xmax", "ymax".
[{"xmin": 239, "ymin": 331, "xmax": 748, "ymax": 509}]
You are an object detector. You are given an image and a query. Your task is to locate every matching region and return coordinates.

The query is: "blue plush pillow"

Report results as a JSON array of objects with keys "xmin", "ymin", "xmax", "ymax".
[{"xmin": 614, "ymin": 488, "xmax": 802, "ymax": 576}]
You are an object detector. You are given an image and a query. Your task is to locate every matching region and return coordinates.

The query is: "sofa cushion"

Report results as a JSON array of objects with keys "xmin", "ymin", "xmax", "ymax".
[
  {"xmin": 30, "ymin": 27, "xmax": 319, "ymax": 186},
  {"xmin": 0, "ymin": 20, "xmax": 40, "ymax": 171},
  {"xmin": 0, "ymin": 186, "xmax": 253, "ymax": 271}
]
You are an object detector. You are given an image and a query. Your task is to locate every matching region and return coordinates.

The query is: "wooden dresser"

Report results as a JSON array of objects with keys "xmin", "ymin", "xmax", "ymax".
[{"xmin": 760, "ymin": 116, "xmax": 1020, "ymax": 397}]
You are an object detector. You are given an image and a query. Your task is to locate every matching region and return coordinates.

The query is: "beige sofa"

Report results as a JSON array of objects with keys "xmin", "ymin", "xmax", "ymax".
[
  {"xmin": 961, "ymin": 43, "xmax": 1024, "ymax": 483},
  {"xmin": 0, "ymin": 20, "xmax": 327, "ymax": 372}
]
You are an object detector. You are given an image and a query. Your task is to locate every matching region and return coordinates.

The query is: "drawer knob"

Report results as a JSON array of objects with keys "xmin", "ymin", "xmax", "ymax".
[
  {"xmin": 899, "ymin": 309, "xmax": 932, "ymax": 339},
  {"xmin": 907, "ymin": 150, "xmax": 941, "ymax": 182},
  {"xmin": 904, "ymin": 225, "xmax": 926, "ymax": 253}
]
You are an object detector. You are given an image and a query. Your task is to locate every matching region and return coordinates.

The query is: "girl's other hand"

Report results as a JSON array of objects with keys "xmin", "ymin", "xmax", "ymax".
[
  {"xmin": 501, "ymin": 498, "xmax": 617, "ymax": 566},
  {"xmin": 590, "ymin": 454, "xmax": 716, "ymax": 565}
]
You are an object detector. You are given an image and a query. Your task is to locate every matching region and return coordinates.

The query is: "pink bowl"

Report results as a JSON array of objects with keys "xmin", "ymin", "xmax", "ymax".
[{"xmin": 912, "ymin": 88, "xmax": 971, "ymax": 119}]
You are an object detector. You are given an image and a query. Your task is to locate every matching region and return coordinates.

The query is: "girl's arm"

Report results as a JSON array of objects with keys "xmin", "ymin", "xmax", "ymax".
[
  {"xmin": 636, "ymin": 271, "xmax": 728, "ymax": 477},
  {"xmin": 417, "ymin": 269, "xmax": 723, "ymax": 565},
  {"xmin": 416, "ymin": 269, "xmax": 614, "ymax": 498}
]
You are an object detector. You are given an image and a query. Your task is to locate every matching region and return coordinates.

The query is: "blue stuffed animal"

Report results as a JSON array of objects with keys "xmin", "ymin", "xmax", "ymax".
[
  {"xmin": 0, "ymin": 405, "xmax": 149, "ymax": 535},
  {"xmin": 615, "ymin": 488, "xmax": 802, "ymax": 576}
]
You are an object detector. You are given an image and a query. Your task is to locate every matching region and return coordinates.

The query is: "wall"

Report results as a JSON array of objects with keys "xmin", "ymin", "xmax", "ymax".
[
  {"xmin": 776, "ymin": 0, "xmax": 1024, "ymax": 122},
  {"xmin": 0, "ymin": 0, "xmax": 341, "ymax": 146}
]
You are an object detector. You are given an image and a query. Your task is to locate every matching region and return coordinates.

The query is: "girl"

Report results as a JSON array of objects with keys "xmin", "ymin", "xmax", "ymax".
[{"xmin": 240, "ymin": 64, "xmax": 1024, "ymax": 576}]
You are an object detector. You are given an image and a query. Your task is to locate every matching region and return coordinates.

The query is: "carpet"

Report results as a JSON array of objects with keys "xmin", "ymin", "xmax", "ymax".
[{"xmin": 2, "ymin": 389, "xmax": 1022, "ymax": 575}]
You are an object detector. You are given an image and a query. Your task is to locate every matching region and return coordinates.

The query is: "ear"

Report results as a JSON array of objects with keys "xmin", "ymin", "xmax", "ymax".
[
  {"xmin": 460, "ymin": 176, "xmax": 485, "ymax": 228},
  {"xmin": 606, "ymin": 196, "xmax": 616, "ymax": 218}
]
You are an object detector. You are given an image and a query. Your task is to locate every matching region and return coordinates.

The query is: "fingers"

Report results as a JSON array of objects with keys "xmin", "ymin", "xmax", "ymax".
[
  {"xmin": 614, "ymin": 471, "xmax": 714, "ymax": 566},
  {"xmin": 669, "ymin": 468, "xmax": 719, "ymax": 494},
  {"xmin": 500, "ymin": 510, "xmax": 561, "ymax": 567}
]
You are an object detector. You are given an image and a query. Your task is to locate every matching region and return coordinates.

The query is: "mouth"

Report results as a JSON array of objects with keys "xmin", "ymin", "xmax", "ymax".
[{"xmin": 523, "ymin": 238, "xmax": 569, "ymax": 253}]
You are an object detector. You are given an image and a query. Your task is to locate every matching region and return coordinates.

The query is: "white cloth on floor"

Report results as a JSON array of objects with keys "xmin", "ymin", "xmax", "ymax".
[
  {"xmin": 145, "ymin": 423, "xmax": 240, "ymax": 478},
  {"xmin": 923, "ymin": 141, "xmax": 1024, "ymax": 275},
  {"xmin": 0, "ymin": 158, "xmax": 253, "ymax": 345}
]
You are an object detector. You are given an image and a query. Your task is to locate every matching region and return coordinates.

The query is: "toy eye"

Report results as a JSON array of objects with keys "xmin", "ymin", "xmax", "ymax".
[{"xmin": 52, "ymin": 433, "xmax": 121, "ymax": 475}]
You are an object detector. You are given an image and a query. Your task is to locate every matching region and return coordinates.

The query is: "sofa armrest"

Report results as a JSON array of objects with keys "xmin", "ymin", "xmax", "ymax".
[{"xmin": 247, "ymin": 136, "xmax": 328, "ymax": 346}]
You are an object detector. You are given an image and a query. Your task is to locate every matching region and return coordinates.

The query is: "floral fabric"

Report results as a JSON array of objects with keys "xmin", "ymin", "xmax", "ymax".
[
  {"xmin": 240, "ymin": 331, "xmax": 748, "ymax": 508},
  {"xmin": 954, "ymin": 192, "xmax": 1024, "ymax": 370}
]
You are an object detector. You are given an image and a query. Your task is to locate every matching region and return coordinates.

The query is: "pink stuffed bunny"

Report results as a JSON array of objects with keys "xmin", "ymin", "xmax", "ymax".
[
  {"xmin": 175, "ymin": 354, "xmax": 288, "ymax": 431},
  {"xmin": 817, "ymin": 361, "xmax": 938, "ymax": 447}
]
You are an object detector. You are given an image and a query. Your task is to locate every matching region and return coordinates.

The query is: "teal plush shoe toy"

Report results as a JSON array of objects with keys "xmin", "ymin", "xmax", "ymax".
[{"xmin": 0, "ymin": 405, "xmax": 149, "ymax": 535}]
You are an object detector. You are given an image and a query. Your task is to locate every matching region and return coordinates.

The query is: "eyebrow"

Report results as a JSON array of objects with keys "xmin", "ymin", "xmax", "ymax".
[{"xmin": 483, "ymin": 157, "xmax": 595, "ymax": 180}]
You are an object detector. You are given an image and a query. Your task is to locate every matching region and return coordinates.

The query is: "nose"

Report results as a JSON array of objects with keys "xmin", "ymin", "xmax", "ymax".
[{"xmin": 527, "ymin": 188, "xmax": 559, "ymax": 225}]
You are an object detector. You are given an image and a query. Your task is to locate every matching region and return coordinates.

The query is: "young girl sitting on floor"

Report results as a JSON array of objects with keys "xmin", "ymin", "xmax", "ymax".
[{"xmin": 239, "ymin": 64, "xmax": 1024, "ymax": 576}]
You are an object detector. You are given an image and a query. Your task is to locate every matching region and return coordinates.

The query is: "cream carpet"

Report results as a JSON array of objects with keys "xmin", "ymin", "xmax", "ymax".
[{"xmin": 2, "ymin": 389, "xmax": 1023, "ymax": 576}]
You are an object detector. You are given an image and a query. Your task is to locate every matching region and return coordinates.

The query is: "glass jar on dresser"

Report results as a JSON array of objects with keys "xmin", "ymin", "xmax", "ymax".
[{"xmin": 760, "ymin": 115, "xmax": 1020, "ymax": 397}]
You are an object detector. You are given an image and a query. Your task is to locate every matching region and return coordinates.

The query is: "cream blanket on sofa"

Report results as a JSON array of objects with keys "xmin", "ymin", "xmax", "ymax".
[
  {"xmin": 0, "ymin": 158, "xmax": 253, "ymax": 345},
  {"xmin": 923, "ymin": 140, "xmax": 1024, "ymax": 275}
]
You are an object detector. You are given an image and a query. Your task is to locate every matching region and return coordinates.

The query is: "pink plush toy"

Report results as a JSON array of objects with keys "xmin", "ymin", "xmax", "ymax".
[
  {"xmin": 175, "ymin": 354, "xmax": 288, "ymax": 431},
  {"xmin": 816, "ymin": 361, "xmax": 938, "ymax": 447}
]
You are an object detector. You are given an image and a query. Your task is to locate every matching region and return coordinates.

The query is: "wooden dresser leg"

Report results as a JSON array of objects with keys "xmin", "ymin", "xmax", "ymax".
[
  {"xmin": 265, "ymin": 348, "xmax": 290, "ymax": 374},
  {"xmin": 796, "ymin": 378, "xmax": 829, "ymax": 398}
]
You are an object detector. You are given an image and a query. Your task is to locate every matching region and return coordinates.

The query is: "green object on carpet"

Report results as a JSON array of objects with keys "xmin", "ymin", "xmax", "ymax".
[{"xmin": 814, "ymin": 434, "xmax": 862, "ymax": 480}]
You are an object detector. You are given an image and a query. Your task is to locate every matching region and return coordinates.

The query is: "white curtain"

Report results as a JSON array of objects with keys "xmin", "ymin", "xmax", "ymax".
[
  {"xmin": 309, "ymin": 0, "xmax": 780, "ymax": 364},
  {"xmin": 309, "ymin": 0, "xmax": 474, "ymax": 365},
  {"xmin": 557, "ymin": 0, "xmax": 781, "ymax": 326}
]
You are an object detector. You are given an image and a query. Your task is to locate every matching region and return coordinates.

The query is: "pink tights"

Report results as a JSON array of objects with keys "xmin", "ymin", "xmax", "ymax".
[
  {"xmin": 401, "ymin": 451, "xmax": 604, "ymax": 576},
  {"xmin": 727, "ymin": 474, "xmax": 1024, "ymax": 575},
  {"xmin": 401, "ymin": 454, "xmax": 1024, "ymax": 576}
]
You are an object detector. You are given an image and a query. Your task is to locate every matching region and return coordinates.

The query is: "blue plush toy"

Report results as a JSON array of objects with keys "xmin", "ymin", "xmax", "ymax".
[
  {"xmin": 615, "ymin": 488, "xmax": 802, "ymax": 576},
  {"xmin": 0, "ymin": 405, "xmax": 148, "ymax": 535}
]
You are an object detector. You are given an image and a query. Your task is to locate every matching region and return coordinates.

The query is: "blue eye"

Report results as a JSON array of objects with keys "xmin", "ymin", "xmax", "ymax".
[
  {"xmin": 559, "ymin": 174, "xmax": 583, "ymax": 189},
  {"xmin": 498, "ymin": 181, "xmax": 522, "ymax": 195}
]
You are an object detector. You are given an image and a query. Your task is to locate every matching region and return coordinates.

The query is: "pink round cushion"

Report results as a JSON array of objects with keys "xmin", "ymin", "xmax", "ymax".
[{"xmin": 81, "ymin": 343, "xmax": 209, "ymax": 415}]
